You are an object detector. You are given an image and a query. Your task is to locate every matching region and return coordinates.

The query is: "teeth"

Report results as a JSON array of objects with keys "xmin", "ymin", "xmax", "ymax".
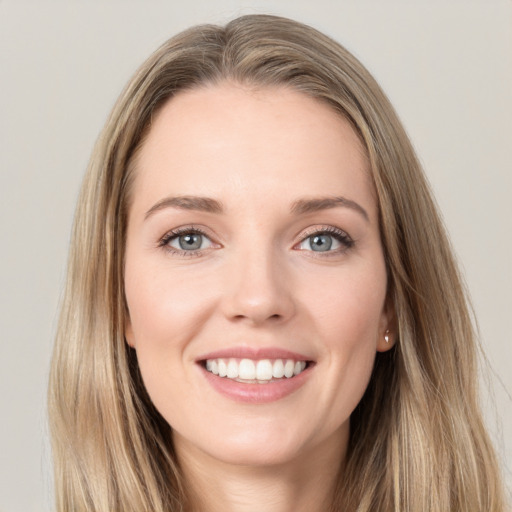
[
  {"xmin": 206, "ymin": 359, "xmax": 219, "ymax": 375},
  {"xmin": 227, "ymin": 359, "xmax": 238, "ymax": 379},
  {"xmin": 294, "ymin": 361, "xmax": 306, "ymax": 376},
  {"xmin": 284, "ymin": 359, "xmax": 295, "ymax": 378},
  {"xmin": 218, "ymin": 359, "xmax": 227, "ymax": 377},
  {"xmin": 239, "ymin": 359, "xmax": 256, "ymax": 380},
  {"xmin": 272, "ymin": 359, "xmax": 285, "ymax": 378},
  {"xmin": 256, "ymin": 360, "xmax": 273, "ymax": 380},
  {"xmin": 204, "ymin": 358, "xmax": 308, "ymax": 382}
]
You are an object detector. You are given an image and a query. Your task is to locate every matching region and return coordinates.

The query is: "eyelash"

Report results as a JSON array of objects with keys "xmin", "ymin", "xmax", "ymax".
[
  {"xmin": 158, "ymin": 225, "xmax": 214, "ymax": 257},
  {"xmin": 158, "ymin": 225, "xmax": 355, "ymax": 257},
  {"xmin": 296, "ymin": 225, "xmax": 354, "ymax": 256}
]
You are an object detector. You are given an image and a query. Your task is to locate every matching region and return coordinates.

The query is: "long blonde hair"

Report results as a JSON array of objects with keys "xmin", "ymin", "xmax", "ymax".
[{"xmin": 48, "ymin": 14, "xmax": 507, "ymax": 511}]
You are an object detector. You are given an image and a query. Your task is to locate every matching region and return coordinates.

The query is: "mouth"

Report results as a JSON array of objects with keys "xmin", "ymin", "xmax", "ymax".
[
  {"xmin": 196, "ymin": 348, "xmax": 315, "ymax": 402},
  {"xmin": 201, "ymin": 357, "xmax": 312, "ymax": 384}
]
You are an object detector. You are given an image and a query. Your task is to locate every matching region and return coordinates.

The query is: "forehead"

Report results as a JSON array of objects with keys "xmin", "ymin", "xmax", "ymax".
[{"xmin": 130, "ymin": 83, "xmax": 375, "ymax": 216}]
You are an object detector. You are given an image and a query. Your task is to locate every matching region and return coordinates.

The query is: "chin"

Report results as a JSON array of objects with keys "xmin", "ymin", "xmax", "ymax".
[
  {"xmin": 208, "ymin": 442, "xmax": 305, "ymax": 468},
  {"xmin": 173, "ymin": 420, "xmax": 312, "ymax": 468},
  {"xmin": 175, "ymin": 415, "xmax": 348, "ymax": 470}
]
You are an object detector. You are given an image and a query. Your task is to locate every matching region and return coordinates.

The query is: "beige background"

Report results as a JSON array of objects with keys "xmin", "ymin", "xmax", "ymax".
[{"xmin": 1, "ymin": 1, "xmax": 510, "ymax": 510}]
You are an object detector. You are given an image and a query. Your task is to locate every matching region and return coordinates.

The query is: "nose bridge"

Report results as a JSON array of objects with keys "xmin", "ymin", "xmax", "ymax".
[{"xmin": 223, "ymin": 233, "xmax": 294, "ymax": 324}]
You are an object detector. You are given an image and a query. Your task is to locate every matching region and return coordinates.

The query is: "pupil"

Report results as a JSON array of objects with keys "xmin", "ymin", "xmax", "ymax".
[
  {"xmin": 179, "ymin": 233, "xmax": 202, "ymax": 250},
  {"xmin": 311, "ymin": 234, "xmax": 332, "ymax": 251}
]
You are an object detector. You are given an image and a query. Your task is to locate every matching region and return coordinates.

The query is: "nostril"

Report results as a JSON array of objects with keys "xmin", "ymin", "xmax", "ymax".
[
  {"xmin": 223, "ymin": 283, "xmax": 296, "ymax": 325},
  {"xmin": 230, "ymin": 312, "xmax": 284, "ymax": 324}
]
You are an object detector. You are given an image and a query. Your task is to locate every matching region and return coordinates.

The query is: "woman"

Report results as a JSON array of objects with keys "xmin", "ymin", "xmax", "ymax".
[{"xmin": 48, "ymin": 14, "xmax": 507, "ymax": 511}]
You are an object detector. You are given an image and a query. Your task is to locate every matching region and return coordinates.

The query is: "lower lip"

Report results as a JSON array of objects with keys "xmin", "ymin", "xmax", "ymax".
[{"xmin": 199, "ymin": 365, "xmax": 313, "ymax": 403}]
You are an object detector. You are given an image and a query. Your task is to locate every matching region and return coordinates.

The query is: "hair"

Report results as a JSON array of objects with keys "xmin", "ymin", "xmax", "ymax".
[{"xmin": 48, "ymin": 14, "xmax": 507, "ymax": 512}]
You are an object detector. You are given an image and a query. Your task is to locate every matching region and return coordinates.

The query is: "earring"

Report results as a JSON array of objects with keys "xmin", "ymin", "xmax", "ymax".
[{"xmin": 384, "ymin": 329, "xmax": 390, "ymax": 344}]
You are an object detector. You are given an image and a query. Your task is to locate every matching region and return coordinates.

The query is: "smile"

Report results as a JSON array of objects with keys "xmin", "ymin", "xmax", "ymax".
[
  {"xmin": 205, "ymin": 358, "xmax": 308, "ymax": 382},
  {"xmin": 197, "ymin": 348, "xmax": 315, "ymax": 403}
]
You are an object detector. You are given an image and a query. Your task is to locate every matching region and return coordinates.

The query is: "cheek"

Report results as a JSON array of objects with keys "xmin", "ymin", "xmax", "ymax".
[
  {"xmin": 306, "ymin": 264, "xmax": 387, "ymax": 343},
  {"xmin": 123, "ymin": 261, "xmax": 211, "ymax": 422},
  {"xmin": 123, "ymin": 254, "xmax": 227, "ymax": 410},
  {"xmin": 316, "ymin": 282, "xmax": 382, "ymax": 388},
  {"xmin": 303, "ymin": 265, "xmax": 386, "ymax": 420},
  {"xmin": 125, "ymin": 259, "xmax": 218, "ymax": 349}
]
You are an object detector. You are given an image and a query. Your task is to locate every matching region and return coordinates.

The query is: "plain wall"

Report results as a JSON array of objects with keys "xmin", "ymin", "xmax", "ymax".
[{"xmin": 1, "ymin": 1, "xmax": 510, "ymax": 510}]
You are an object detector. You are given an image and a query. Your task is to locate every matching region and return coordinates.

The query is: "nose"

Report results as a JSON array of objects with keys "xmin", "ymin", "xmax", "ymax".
[{"xmin": 221, "ymin": 246, "xmax": 296, "ymax": 326}]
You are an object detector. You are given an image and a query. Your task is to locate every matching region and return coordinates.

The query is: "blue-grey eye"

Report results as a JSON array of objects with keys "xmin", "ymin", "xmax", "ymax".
[
  {"xmin": 309, "ymin": 234, "xmax": 333, "ymax": 251},
  {"xmin": 179, "ymin": 233, "xmax": 202, "ymax": 250},
  {"xmin": 168, "ymin": 232, "xmax": 211, "ymax": 251},
  {"xmin": 298, "ymin": 232, "xmax": 344, "ymax": 252}
]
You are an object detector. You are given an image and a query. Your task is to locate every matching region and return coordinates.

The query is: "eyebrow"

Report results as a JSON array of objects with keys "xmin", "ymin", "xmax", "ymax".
[
  {"xmin": 145, "ymin": 195, "xmax": 224, "ymax": 219},
  {"xmin": 290, "ymin": 196, "xmax": 369, "ymax": 222},
  {"xmin": 144, "ymin": 194, "xmax": 369, "ymax": 222}
]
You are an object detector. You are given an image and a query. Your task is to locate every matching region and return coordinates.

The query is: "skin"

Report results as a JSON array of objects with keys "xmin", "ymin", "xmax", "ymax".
[{"xmin": 124, "ymin": 83, "xmax": 395, "ymax": 512}]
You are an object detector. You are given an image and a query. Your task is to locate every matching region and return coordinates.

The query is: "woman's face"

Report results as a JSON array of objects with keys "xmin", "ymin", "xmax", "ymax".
[{"xmin": 124, "ymin": 83, "xmax": 393, "ymax": 467}]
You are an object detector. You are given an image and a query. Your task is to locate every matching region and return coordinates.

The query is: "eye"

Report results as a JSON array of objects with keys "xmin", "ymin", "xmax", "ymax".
[
  {"xmin": 297, "ymin": 227, "xmax": 354, "ymax": 253},
  {"xmin": 159, "ymin": 227, "xmax": 215, "ymax": 255},
  {"xmin": 299, "ymin": 233, "xmax": 340, "ymax": 252},
  {"xmin": 170, "ymin": 232, "xmax": 210, "ymax": 251}
]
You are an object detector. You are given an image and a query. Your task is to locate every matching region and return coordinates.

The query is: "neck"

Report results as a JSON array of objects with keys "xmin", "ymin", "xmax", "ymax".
[{"xmin": 175, "ymin": 430, "xmax": 347, "ymax": 512}]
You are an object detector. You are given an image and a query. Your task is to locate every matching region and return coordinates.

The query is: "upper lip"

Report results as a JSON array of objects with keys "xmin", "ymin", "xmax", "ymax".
[{"xmin": 196, "ymin": 347, "xmax": 313, "ymax": 362}]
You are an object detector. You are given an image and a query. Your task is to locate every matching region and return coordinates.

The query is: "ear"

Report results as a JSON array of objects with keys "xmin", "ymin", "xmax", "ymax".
[
  {"xmin": 376, "ymin": 295, "xmax": 397, "ymax": 353},
  {"xmin": 124, "ymin": 315, "xmax": 136, "ymax": 348}
]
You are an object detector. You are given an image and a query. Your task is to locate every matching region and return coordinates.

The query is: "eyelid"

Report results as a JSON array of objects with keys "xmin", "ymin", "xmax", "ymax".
[
  {"xmin": 158, "ymin": 224, "xmax": 220, "ymax": 256},
  {"xmin": 157, "ymin": 223, "xmax": 354, "ymax": 257},
  {"xmin": 294, "ymin": 225, "xmax": 355, "ymax": 254},
  {"xmin": 297, "ymin": 224, "xmax": 353, "ymax": 241}
]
